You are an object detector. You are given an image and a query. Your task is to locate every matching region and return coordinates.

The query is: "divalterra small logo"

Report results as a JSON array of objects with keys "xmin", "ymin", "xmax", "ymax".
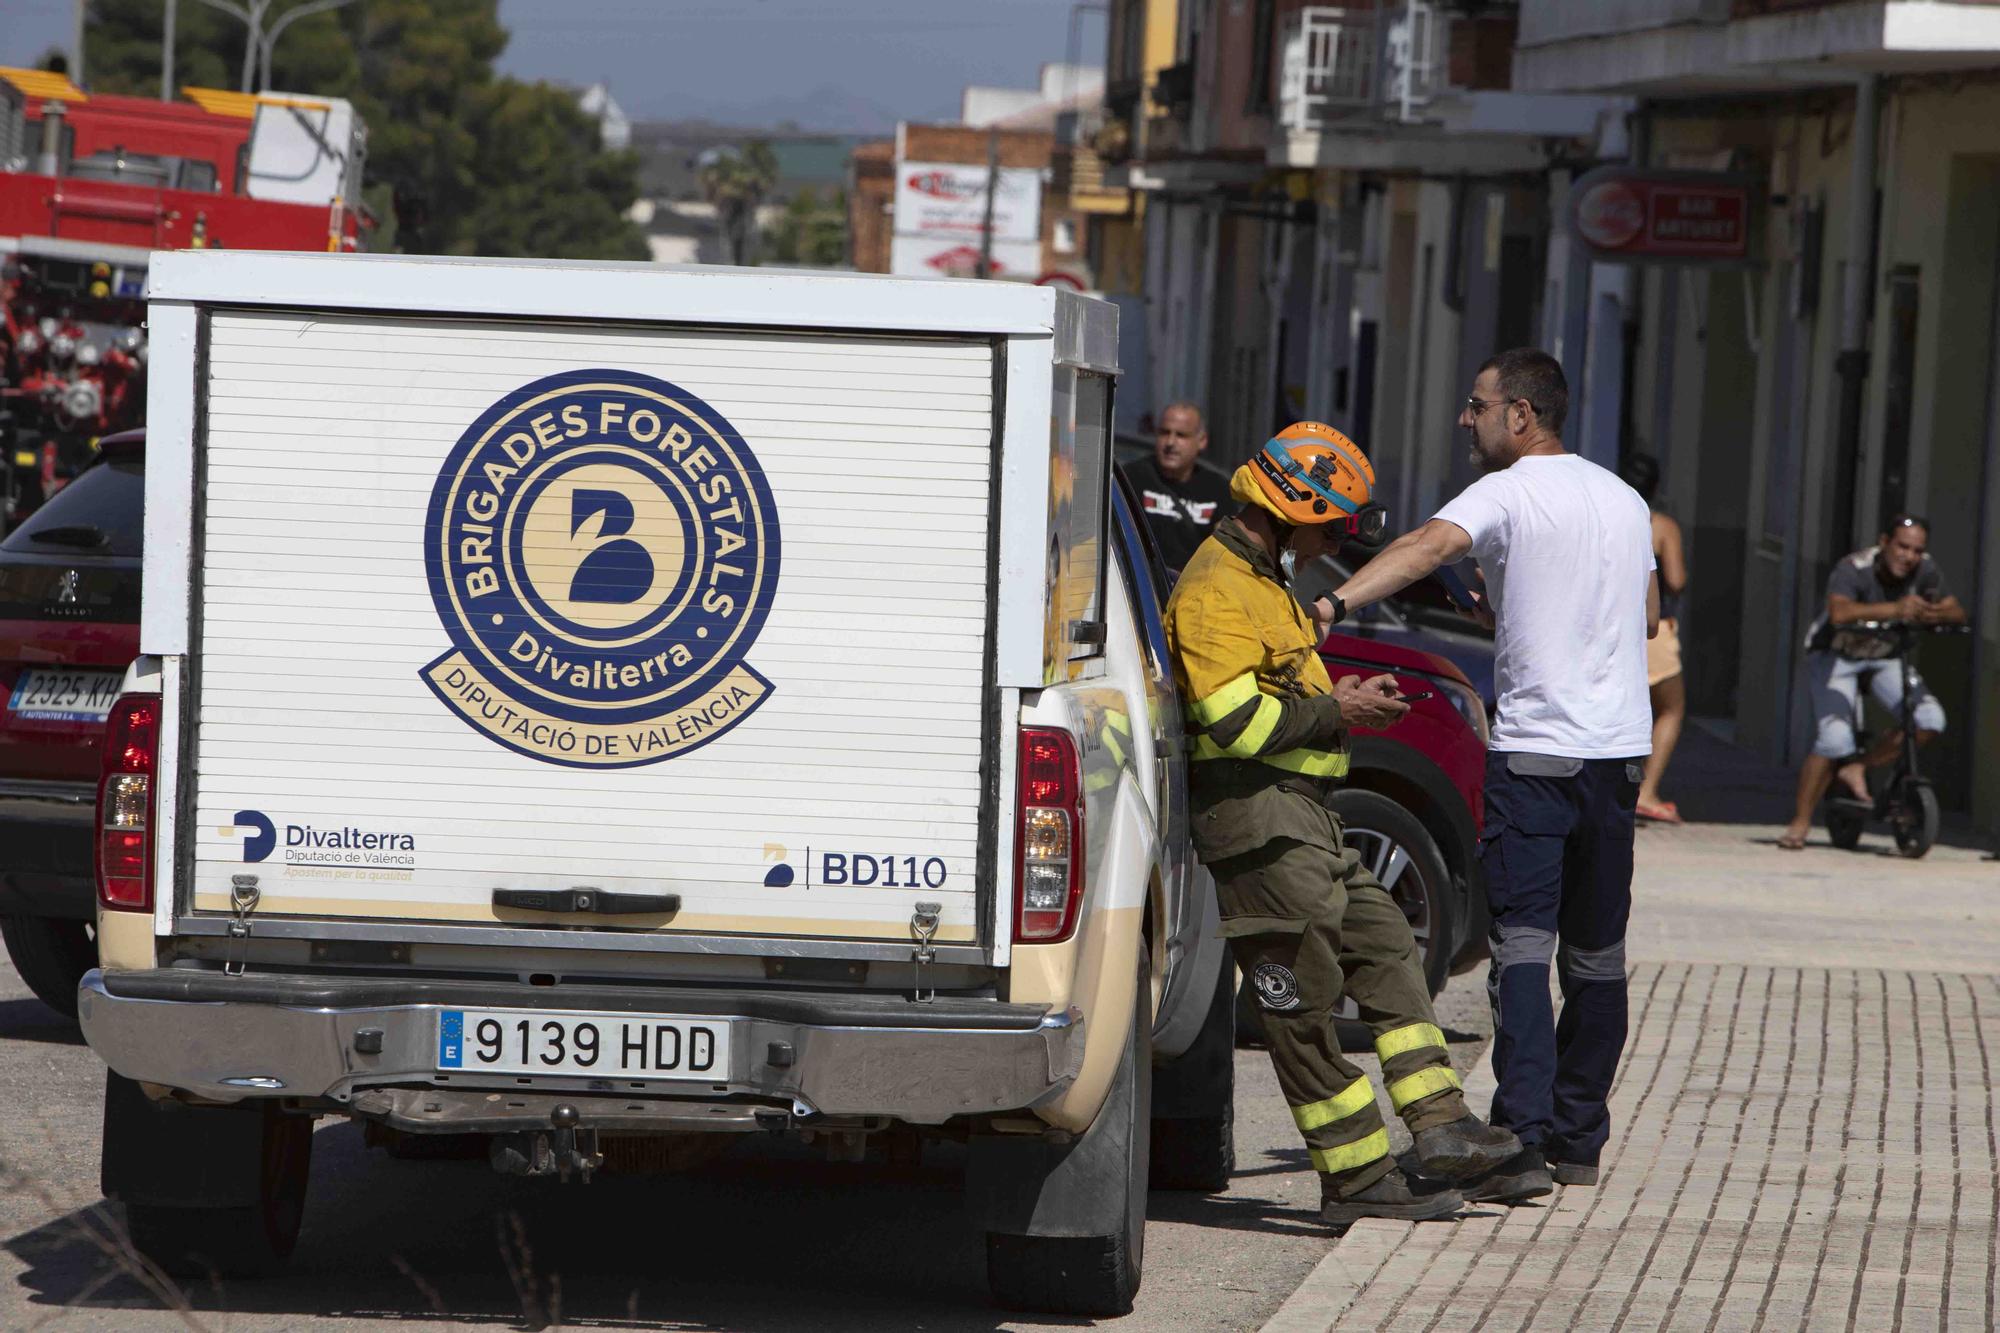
[
  {"xmin": 420, "ymin": 369, "xmax": 781, "ymax": 768},
  {"xmin": 226, "ymin": 809, "xmax": 277, "ymax": 863}
]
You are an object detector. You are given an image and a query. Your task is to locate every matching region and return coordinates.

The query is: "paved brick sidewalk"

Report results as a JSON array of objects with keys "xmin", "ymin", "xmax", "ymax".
[{"xmin": 1265, "ymin": 961, "xmax": 2000, "ymax": 1331}]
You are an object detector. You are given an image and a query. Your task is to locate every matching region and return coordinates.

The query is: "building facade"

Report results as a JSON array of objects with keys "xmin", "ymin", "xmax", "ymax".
[
  {"xmin": 1089, "ymin": 0, "xmax": 2000, "ymax": 829},
  {"xmin": 1516, "ymin": 0, "xmax": 2000, "ymax": 825},
  {"xmin": 1098, "ymin": 2, "xmax": 1612, "ymax": 512}
]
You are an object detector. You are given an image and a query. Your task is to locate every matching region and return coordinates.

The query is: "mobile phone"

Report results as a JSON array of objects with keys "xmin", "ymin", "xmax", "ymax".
[
  {"xmin": 1433, "ymin": 566, "xmax": 1480, "ymax": 614},
  {"xmin": 1398, "ymin": 691, "xmax": 1434, "ymax": 703}
]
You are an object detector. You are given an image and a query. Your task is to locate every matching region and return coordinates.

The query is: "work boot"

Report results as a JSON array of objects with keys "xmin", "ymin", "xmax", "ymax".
[
  {"xmin": 1463, "ymin": 1146, "xmax": 1555, "ymax": 1204},
  {"xmin": 1536, "ymin": 1144, "xmax": 1600, "ymax": 1176},
  {"xmin": 1320, "ymin": 1167, "xmax": 1464, "ymax": 1226},
  {"xmin": 1545, "ymin": 1143, "xmax": 1599, "ymax": 1186},
  {"xmin": 1413, "ymin": 1114, "xmax": 1520, "ymax": 1180}
]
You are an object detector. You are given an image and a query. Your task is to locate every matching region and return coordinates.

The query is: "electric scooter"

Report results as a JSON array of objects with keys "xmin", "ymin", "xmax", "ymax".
[{"xmin": 1821, "ymin": 620, "xmax": 1970, "ymax": 859}]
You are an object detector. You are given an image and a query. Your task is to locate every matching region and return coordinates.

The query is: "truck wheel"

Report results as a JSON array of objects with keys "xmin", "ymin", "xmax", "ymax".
[
  {"xmin": 0, "ymin": 916, "xmax": 95, "ymax": 1019},
  {"xmin": 985, "ymin": 947, "xmax": 1150, "ymax": 1316},
  {"xmin": 1150, "ymin": 952, "xmax": 1234, "ymax": 1192},
  {"xmin": 106, "ymin": 1077, "xmax": 313, "ymax": 1279}
]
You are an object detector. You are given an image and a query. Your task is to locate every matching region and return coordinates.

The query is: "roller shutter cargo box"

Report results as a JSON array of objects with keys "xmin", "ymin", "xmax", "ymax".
[{"xmin": 140, "ymin": 252, "xmax": 1118, "ymax": 966}]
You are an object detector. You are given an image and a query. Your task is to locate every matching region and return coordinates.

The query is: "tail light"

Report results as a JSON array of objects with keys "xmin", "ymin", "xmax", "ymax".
[
  {"xmin": 96, "ymin": 694, "xmax": 161, "ymax": 912},
  {"xmin": 1016, "ymin": 727, "xmax": 1084, "ymax": 942}
]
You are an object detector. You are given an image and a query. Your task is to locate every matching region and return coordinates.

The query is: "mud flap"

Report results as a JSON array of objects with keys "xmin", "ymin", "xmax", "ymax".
[{"xmin": 100, "ymin": 1072, "xmax": 272, "ymax": 1208}]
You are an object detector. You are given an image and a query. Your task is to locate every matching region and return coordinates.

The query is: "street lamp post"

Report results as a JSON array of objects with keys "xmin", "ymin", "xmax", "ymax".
[
  {"xmin": 259, "ymin": 0, "xmax": 355, "ymax": 91},
  {"xmin": 161, "ymin": 0, "xmax": 177, "ymax": 100},
  {"xmin": 193, "ymin": 0, "xmax": 352, "ymax": 92},
  {"xmin": 193, "ymin": 0, "xmax": 272, "ymax": 92}
]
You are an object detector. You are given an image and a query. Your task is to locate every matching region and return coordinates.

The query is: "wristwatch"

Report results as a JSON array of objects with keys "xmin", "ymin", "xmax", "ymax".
[{"xmin": 1326, "ymin": 593, "xmax": 1347, "ymax": 626}]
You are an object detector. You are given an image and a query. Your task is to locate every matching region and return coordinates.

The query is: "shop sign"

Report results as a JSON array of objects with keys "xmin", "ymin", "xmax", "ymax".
[
  {"xmin": 1572, "ymin": 168, "xmax": 1753, "ymax": 264},
  {"xmin": 892, "ymin": 161, "xmax": 1043, "ymax": 245}
]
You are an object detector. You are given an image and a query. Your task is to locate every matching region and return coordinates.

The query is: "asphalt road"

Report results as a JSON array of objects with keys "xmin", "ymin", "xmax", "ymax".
[{"xmin": 0, "ymin": 960, "xmax": 1491, "ymax": 1332}]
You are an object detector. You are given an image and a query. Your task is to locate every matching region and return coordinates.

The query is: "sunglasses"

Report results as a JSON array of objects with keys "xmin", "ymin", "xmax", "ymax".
[{"xmin": 1466, "ymin": 396, "xmax": 1532, "ymax": 418}]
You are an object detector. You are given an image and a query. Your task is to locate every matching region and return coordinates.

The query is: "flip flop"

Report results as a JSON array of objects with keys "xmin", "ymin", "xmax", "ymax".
[{"xmin": 1776, "ymin": 832, "xmax": 1807, "ymax": 851}]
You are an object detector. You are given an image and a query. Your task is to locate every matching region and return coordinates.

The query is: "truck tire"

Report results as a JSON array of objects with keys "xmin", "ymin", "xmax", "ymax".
[
  {"xmin": 0, "ymin": 916, "xmax": 95, "ymax": 1019},
  {"xmin": 984, "ymin": 947, "xmax": 1151, "ymax": 1316},
  {"xmin": 1150, "ymin": 952, "xmax": 1234, "ymax": 1192},
  {"xmin": 103, "ymin": 1075, "xmax": 312, "ymax": 1279}
]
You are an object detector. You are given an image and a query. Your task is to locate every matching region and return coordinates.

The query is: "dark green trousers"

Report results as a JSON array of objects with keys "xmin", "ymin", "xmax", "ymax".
[{"xmin": 1208, "ymin": 793, "xmax": 1467, "ymax": 1196}]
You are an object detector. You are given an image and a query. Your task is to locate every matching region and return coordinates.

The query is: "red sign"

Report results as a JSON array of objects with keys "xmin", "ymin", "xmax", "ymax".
[
  {"xmin": 1572, "ymin": 169, "xmax": 1752, "ymax": 263},
  {"xmin": 905, "ymin": 170, "xmax": 981, "ymax": 200}
]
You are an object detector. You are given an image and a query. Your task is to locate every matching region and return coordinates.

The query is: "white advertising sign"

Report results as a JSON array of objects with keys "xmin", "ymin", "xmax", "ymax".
[
  {"xmin": 890, "ymin": 235, "xmax": 1043, "ymax": 281},
  {"xmin": 893, "ymin": 161, "xmax": 1042, "ymax": 244}
]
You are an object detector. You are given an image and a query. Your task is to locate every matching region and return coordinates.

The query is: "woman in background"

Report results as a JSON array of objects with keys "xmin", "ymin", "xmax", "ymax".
[{"xmin": 1621, "ymin": 454, "xmax": 1687, "ymax": 823}]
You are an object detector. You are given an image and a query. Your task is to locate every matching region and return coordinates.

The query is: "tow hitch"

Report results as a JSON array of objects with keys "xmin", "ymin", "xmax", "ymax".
[{"xmin": 489, "ymin": 1103, "xmax": 603, "ymax": 1183}]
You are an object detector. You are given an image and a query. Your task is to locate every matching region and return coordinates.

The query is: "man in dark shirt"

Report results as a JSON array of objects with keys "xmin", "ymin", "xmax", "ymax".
[
  {"xmin": 1125, "ymin": 401, "xmax": 1233, "ymax": 574},
  {"xmin": 1778, "ymin": 514, "xmax": 1967, "ymax": 849}
]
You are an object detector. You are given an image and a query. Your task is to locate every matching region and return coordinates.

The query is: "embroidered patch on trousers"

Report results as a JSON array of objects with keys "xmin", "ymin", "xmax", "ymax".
[{"xmin": 1254, "ymin": 962, "xmax": 1302, "ymax": 1011}]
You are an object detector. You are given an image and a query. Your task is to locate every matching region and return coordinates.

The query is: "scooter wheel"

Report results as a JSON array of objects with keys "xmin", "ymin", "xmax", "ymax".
[
  {"xmin": 1892, "ymin": 785, "xmax": 1939, "ymax": 859},
  {"xmin": 1824, "ymin": 803, "xmax": 1866, "ymax": 851}
]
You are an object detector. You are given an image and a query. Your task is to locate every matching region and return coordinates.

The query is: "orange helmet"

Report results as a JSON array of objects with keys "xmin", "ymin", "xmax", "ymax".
[{"xmin": 1234, "ymin": 422, "xmax": 1385, "ymax": 539}]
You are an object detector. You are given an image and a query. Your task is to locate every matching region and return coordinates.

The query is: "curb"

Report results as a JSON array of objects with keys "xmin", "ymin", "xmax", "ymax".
[{"xmin": 1257, "ymin": 1038, "xmax": 1499, "ymax": 1332}]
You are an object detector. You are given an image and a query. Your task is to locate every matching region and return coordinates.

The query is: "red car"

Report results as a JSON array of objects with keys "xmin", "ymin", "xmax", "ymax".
[
  {"xmin": 0, "ymin": 429, "xmax": 143, "ymax": 1015},
  {"xmin": 1319, "ymin": 630, "xmax": 1489, "ymax": 996}
]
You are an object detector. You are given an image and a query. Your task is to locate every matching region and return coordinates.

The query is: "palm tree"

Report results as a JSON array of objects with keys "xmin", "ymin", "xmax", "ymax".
[{"xmin": 694, "ymin": 140, "xmax": 779, "ymax": 266}]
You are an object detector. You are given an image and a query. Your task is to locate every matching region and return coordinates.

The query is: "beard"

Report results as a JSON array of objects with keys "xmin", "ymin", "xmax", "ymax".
[{"xmin": 1468, "ymin": 431, "xmax": 1499, "ymax": 472}]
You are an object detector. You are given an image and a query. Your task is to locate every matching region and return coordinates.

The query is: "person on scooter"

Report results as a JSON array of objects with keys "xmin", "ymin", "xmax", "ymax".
[{"xmin": 1778, "ymin": 514, "xmax": 1966, "ymax": 850}]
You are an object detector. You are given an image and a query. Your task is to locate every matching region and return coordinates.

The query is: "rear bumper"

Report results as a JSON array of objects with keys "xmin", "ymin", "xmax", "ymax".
[
  {"xmin": 77, "ymin": 968, "xmax": 1086, "ymax": 1126},
  {"xmin": 0, "ymin": 779, "xmax": 95, "ymax": 919}
]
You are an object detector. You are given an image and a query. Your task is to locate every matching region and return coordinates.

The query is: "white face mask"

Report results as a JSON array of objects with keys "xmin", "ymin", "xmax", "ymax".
[{"xmin": 1279, "ymin": 547, "xmax": 1298, "ymax": 583}]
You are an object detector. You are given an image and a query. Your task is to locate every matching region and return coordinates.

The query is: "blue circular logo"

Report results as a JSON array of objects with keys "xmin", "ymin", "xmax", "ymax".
[{"xmin": 419, "ymin": 369, "xmax": 780, "ymax": 767}]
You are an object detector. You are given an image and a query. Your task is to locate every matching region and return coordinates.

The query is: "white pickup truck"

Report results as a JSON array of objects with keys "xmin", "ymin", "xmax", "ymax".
[{"xmin": 77, "ymin": 252, "xmax": 1235, "ymax": 1316}]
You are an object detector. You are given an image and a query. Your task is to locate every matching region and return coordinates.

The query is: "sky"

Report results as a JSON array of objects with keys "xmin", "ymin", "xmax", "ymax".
[{"xmin": 3, "ymin": 0, "xmax": 1102, "ymax": 132}]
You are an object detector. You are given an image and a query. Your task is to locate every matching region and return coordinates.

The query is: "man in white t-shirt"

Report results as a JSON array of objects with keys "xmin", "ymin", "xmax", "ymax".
[{"xmin": 1320, "ymin": 348, "xmax": 1658, "ymax": 1206}]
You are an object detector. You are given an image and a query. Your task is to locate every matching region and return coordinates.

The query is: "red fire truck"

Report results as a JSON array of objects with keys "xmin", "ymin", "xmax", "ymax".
[{"xmin": 0, "ymin": 68, "xmax": 368, "ymax": 525}]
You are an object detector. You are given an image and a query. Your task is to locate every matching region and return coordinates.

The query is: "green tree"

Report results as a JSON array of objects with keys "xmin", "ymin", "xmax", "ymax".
[
  {"xmin": 78, "ymin": 0, "xmax": 646, "ymax": 261},
  {"xmin": 79, "ymin": 0, "xmax": 246, "ymax": 95},
  {"xmin": 695, "ymin": 140, "xmax": 777, "ymax": 266},
  {"xmin": 453, "ymin": 80, "xmax": 648, "ymax": 260},
  {"xmin": 766, "ymin": 187, "xmax": 848, "ymax": 269}
]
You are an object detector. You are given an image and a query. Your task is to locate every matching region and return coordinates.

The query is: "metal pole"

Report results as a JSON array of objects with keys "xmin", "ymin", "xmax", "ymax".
[
  {"xmin": 977, "ymin": 127, "xmax": 999, "ymax": 279},
  {"xmin": 261, "ymin": 0, "xmax": 355, "ymax": 93},
  {"xmin": 239, "ymin": 0, "xmax": 269, "ymax": 91},
  {"xmin": 72, "ymin": 0, "xmax": 86, "ymax": 86},
  {"xmin": 162, "ymin": 0, "xmax": 178, "ymax": 101},
  {"xmin": 1830, "ymin": 74, "xmax": 1879, "ymax": 555}
]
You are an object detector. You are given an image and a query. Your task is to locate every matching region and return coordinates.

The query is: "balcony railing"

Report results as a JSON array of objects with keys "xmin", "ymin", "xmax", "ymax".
[{"xmin": 1280, "ymin": 3, "xmax": 1446, "ymax": 132}]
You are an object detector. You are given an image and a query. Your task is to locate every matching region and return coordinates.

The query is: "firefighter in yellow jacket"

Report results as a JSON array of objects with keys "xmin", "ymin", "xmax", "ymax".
[{"xmin": 1164, "ymin": 422, "xmax": 1518, "ymax": 1224}]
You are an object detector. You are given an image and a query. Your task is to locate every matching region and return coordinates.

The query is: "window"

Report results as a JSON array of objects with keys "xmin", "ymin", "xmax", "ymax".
[
  {"xmin": 4, "ymin": 458, "xmax": 146, "ymax": 557},
  {"xmin": 1049, "ymin": 369, "xmax": 1115, "ymax": 675},
  {"xmin": 1246, "ymin": 0, "xmax": 1277, "ymax": 114}
]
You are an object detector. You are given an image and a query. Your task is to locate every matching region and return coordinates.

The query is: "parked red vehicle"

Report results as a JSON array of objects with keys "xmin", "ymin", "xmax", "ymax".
[
  {"xmin": 0, "ymin": 428, "xmax": 142, "ymax": 1014},
  {"xmin": 1114, "ymin": 460, "xmax": 1489, "ymax": 1000},
  {"xmin": 0, "ymin": 68, "xmax": 366, "ymax": 526},
  {"xmin": 1320, "ymin": 630, "xmax": 1489, "ymax": 994}
]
